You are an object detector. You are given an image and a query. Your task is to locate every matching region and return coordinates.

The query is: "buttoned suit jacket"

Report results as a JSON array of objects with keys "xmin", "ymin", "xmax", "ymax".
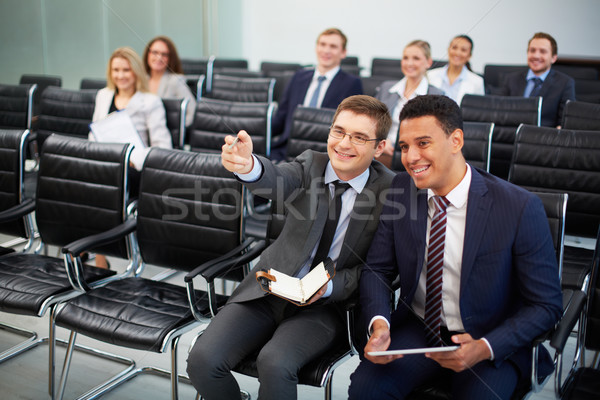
[
  {"xmin": 501, "ymin": 68, "xmax": 575, "ymax": 127},
  {"xmin": 271, "ymin": 69, "xmax": 363, "ymax": 146},
  {"xmin": 229, "ymin": 150, "xmax": 394, "ymax": 316},
  {"xmin": 360, "ymin": 166, "xmax": 563, "ymax": 379}
]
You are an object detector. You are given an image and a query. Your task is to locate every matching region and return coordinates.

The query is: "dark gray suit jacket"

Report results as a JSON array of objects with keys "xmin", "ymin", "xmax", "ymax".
[{"xmin": 229, "ymin": 150, "xmax": 395, "ymax": 309}]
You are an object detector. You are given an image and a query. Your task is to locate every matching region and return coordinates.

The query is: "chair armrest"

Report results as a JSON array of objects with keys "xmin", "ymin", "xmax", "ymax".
[
  {"xmin": 550, "ymin": 289, "xmax": 587, "ymax": 353},
  {"xmin": 62, "ymin": 219, "xmax": 137, "ymax": 256},
  {"xmin": 197, "ymin": 239, "xmax": 267, "ymax": 283},
  {"xmin": 0, "ymin": 199, "xmax": 35, "ymax": 223},
  {"xmin": 184, "ymin": 237, "xmax": 257, "ymax": 283}
]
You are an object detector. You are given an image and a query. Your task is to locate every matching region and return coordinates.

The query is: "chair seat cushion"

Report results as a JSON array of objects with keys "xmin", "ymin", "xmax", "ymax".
[
  {"xmin": 55, "ymin": 277, "xmax": 227, "ymax": 352},
  {"xmin": 0, "ymin": 253, "xmax": 115, "ymax": 316},
  {"xmin": 562, "ymin": 246, "xmax": 594, "ymax": 290},
  {"xmin": 234, "ymin": 331, "xmax": 352, "ymax": 387},
  {"xmin": 562, "ymin": 368, "xmax": 600, "ymax": 400}
]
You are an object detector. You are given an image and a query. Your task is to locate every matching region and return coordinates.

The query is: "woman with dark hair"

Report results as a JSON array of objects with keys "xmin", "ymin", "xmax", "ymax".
[
  {"xmin": 144, "ymin": 35, "xmax": 196, "ymax": 126},
  {"xmin": 428, "ymin": 35, "xmax": 485, "ymax": 105}
]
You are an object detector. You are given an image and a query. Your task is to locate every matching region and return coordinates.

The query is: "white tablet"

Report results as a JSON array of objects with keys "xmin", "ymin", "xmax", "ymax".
[{"xmin": 368, "ymin": 345, "xmax": 459, "ymax": 356}]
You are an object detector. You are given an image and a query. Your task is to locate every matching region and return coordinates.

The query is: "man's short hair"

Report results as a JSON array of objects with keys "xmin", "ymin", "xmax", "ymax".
[
  {"xmin": 333, "ymin": 95, "xmax": 392, "ymax": 142},
  {"xmin": 528, "ymin": 32, "xmax": 558, "ymax": 56},
  {"xmin": 318, "ymin": 28, "xmax": 347, "ymax": 50},
  {"xmin": 399, "ymin": 95, "xmax": 463, "ymax": 136}
]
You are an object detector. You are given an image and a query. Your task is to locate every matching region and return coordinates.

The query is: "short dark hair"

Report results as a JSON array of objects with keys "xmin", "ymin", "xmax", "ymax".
[
  {"xmin": 143, "ymin": 36, "xmax": 184, "ymax": 74},
  {"xmin": 333, "ymin": 95, "xmax": 391, "ymax": 142},
  {"xmin": 399, "ymin": 95, "xmax": 463, "ymax": 136},
  {"xmin": 318, "ymin": 28, "xmax": 347, "ymax": 50},
  {"xmin": 528, "ymin": 32, "xmax": 558, "ymax": 56}
]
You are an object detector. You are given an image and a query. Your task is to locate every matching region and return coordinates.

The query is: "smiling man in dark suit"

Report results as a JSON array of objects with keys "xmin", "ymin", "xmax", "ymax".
[
  {"xmin": 270, "ymin": 28, "xmax": 363, "ymax": 160},
  {"xmin": 501, "ymin": 32, "xmax": 575, "ymax": 127},
  {"xmin": 348, "ymin": 95, "xmax": 562, "ymax": 399},
  {"xmin": 187, "ymin": 95, "xmax": 394, "ymax": 400}
]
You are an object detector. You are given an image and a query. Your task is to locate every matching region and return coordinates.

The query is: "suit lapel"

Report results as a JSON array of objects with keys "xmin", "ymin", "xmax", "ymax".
[
  {"xmin": 538, "ymin": 69, "xmax": 555, "ymax": 98},
  {"xmin": 460, "ymin": 168, "xmax": 491, "ymax": 294},
  {"xmin": 295, "ymin": 70, "xmax": 313, "ymax": 105},
  {"xmin": 322, "ymin": 70, "xmax": 343, "ymax": 107}
]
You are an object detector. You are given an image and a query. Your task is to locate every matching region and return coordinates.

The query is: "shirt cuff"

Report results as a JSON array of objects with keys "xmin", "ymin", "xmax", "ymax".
[
  {"xmin": 233, "ymin": 155, "xmax": 262, "ymax": 182},
  {"xmin": 481, "ymin": 337, "xmax": 494, "ymax": 361},
  {"xmin": 367, "ymin": 316, "xmax": 390, "ymax": 338},
  {"xmin": 321, "ymin": 280, "xmax": 333, "ymax": 298}
]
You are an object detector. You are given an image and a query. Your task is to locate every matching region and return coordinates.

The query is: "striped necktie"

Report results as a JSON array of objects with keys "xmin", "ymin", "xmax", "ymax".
[{"xmin": 424, "ymin": 195, "xmax": 451, "ymax": 346}]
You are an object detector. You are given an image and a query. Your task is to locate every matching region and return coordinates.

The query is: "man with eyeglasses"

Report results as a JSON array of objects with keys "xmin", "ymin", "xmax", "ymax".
[{"xmin": 187, "ymin": 95, "xmax": 394, "ymax": 400}]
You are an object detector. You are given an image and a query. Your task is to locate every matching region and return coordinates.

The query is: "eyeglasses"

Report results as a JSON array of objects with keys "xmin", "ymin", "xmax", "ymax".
[
  {"xmin": 150, "ymin": 50, "xmax": 169, "ymax": 59},
  {"xmin": 329, "ymin": 127, "xmax": 380, "ymax": 146}
]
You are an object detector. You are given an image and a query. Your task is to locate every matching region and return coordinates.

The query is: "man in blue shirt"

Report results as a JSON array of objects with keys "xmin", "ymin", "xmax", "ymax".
[{"xmin": 501, "ymin": 32, "xmax": 575, "ymax": 127}]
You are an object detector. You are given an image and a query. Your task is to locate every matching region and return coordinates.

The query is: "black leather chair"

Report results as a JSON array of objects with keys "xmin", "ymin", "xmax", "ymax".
[
  {"xmin": 162, "ymin": 98, "xmax": 190, "ymax": 149},
  {"xmin": 573, "ymin": 80, "xmax": 600, "ymax": 104},
  {"xmin": 213, "ymin": 67, "xmax": 263, "ymax": 78},
  {"xmin": 19, "ymin": 74, "xmax": 62, "ymax": 118},
  {"xmin": 553, "ymin": 65, "xmax": 599, "ymax": 80},
  {"xmin": 341, "ymin": 65, "xmax": 361, "ymax": 76},
  {"xmin": 0, "ymin": 83, "xmax": 36, "ymax": 130},
  {"xmin": 361, "ymin": 76, "xmax": 388, "ymax": 97},
  {"xmin": 482, "ymin": 64, "xmax": 527, "ymax": 94},
  {"xmin": 370, "ymin": 58, "xmax": 404, "ymax": 79},
  {"xmin": 36, "ymin": 87, "xmax": 97, "ymax": 150},
  {"xmin": 54, "ymin": 150, "xmax": 252, "ymax": 400},
  {"xmin": 405, "ymin": 190, "xmax": 569, "ymax": 400},
  {"xmin": 286, "ymin": 106, "xmax": 335, "ymax": 161},
  {"xmin": 461, "ymin": 94, "xmax": 541, "ymax": 179},
  {"xmin": 550, "ymin": 228, "xmax": 600, "ymax": 399},
  {"xmin": 204, "ymin": 75, "xmax": 276, "ymax": 104},
  {"xmin": 508, "ymin": 124, "xmax": 600, "ymax": 292},
  {"xmin": 260, "ymin": 61, "xmax": 303, "ymax": 75},
  {"xmin": 561, "ymin": 100, "xmax": 600, "ymax": 130},
  {"xmin": 79, "ymin": 78, "xmax": 106, "ymax": 90},
  {"xmin": 260, "ymin": 62, "xmax": 303, "ymax": 102},
  {"xmin": 342, "ymin": 56, "xmax": 359, "ymax": 66},
  {"xmin": 188, "ymin": 98, "xmax": 274, "ymax": 157},
  {"xmin": 0, "ymin": 135, "xmax": 135, "ymax": 397},
  {"xmin": 205, "ymin": 58, "xmax": 249, "ymax": 93},
  {"xmin": 0, "ymin": 129, "xmax": 35, "ymax": 254},
  {"xmin": 181, "ymin": 58, "xmax": 211, "ymax": 76},
  {"xmin": 189, "ymin": 204, "xmax": 357, "ymax": 400},
  {"xmin": 391, "ymin": 121, "xmax": 495, "ymax": 173},
  {"xmin": 185, "ymin": 74, "xmax": 206, "ymax": 101},
  {"xmin": 430, "ymin": 60, "xmax": 448, "ymax": 69}
]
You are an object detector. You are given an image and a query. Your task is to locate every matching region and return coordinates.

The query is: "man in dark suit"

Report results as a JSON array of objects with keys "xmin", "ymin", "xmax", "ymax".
[
  {"xmin": 270, "ymin": 28, "xmax": 363, "ymax": 160},
  {"xmin": 348, "ymin": 95, "xmax": 562, "ymax": 399},
  {"xmin": 501, "ymin": 32, "xmax": 575, "ymax": 127},
  {"xmin": 187, "ymin": 95, "xmax": 394, "ymax": 400}
]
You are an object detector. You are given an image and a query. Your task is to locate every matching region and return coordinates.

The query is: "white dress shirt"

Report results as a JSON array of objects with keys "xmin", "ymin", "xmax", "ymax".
[
  {"xmin": 386, "ymin": 77, "xmax": 430, "ymax": 144},
  {"xmin": 303, "ymin": 66, "xmax": 340, "ymax": 108}
]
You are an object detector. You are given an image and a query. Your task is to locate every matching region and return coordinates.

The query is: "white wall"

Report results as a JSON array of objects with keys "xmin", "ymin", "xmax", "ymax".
[{"xmin": 241, "ymin": 0, "xmax": 600, "ymax": 74}]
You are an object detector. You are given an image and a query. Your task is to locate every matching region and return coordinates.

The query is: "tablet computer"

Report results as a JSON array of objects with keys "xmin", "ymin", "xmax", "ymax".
[{"xmin": 368, "ymin": 345, "xmax": 459, "ymax": 356}]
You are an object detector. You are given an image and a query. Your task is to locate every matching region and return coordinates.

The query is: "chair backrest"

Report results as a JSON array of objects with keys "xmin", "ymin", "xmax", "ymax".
[
  {"xmin": 286, "ymin": 106, "xmax": 335, "ymax": 161},
  {"xmin": 0, "ymin": 129, "xmax": 31, "ymax": 238},
  {"xmin": 188, "ymin": 98, "xmax": 274, "ymax": 157},
  {"xmin": 19, "ymin": 74, "xmax": 62, "ymax": 116},
  {"xmin": 212, "ymin": 67, "xmax": 263, "ymax": 78},
  {"xmin": 36, "ymin": 134, "xmax": 131, "ymax": 257},
  {"xmin": 80, "ymin": 78, "xmax": 106, "ymax": 90},
  {"xmin": 430, "ymin": 60, "xmax": 448, "ymax": 69},
  {"xmin": 461, "ymin": 94, "xmax": 541, "ymax": 179},
  {"xmin": 535, "ymin": 192, "xmax": 568, "ymax": 275},
  {"xmin": 360, "ymin": 76, "xmax": 387, "ymax": 97},
  {"xmin": 390, "ymin": 121, "xmax": 495, "ymax": 173},
  {"xmin": 371, "ymin": 58, "xmax": 404, "ymax": 79},
  {"xmin": 509, "ymin": 124, "xmax": 600, "ymax": 238},
  {"xmin": 553, "ymin": 65, "xmax": 599, "ymax": 80},
  {"xmin": 161, "ymin": 98, "xmax": 189, "ymax": 149},
  {"xmin": 342, "ymin": 56, "xmax": 359, "ymax": 66},
  {"xmin": 583, "ymin": 228, "xmax": 600, "ymax": 351},
  {"xmin": 482, "ymin": 64, "xmax": 527, "ymax": 93},
  {"xmin": 205, "ymin": 75, "xmax": 275, "ymax": 103},
  {"xmin": 136, "ymin": 149, "xmax": 245, "ymax": 271},
  {"xmin": 181, "ymin": 58, "xmax": 211, "ymax": 75},
  {"xmin": 561, "ymin": 100, "xmax": 600, "ymax": 130},
  {"xmin": 573, "ymin": 80, "xmax": 600, "ymax": 104},
  {"xmin": 265, "ymin": 69, "xmax": 296, "ymax": 103},
  {"xmin": 0, "ymin": 83, "xmax": 36, "ymax": 130},
  {"xmin": 341, "ymin": 65, "xmax": 361, "ymax": 76},
  {"xmin": 185, "ymin": 74, "xmax": 206, "ymax": 101},
  {"xmin": 260, "ymin": 61, "xmax": 303, "ymax": 75},
  {"xmin": 36, "ymin": 87, "xmax": 97, "ymax": 150}
]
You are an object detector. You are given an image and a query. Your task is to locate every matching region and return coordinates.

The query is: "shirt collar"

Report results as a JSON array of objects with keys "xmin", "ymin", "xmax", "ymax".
[
  {"xmin": 427, "ymin": 163, "xmax": 471, "ymax": 211},
  {"xmin": 324, "ymin": 161, "xmax": 370, "ymax": 194},
  {"xmin": 313, "ymin": 66, "xmax": 340, "ymax": 82},
  {"xmin": 526, "ymin": 68, "xmax": 551, "ymax": 82},
  {"xmin": 389, "ymin": 77, "xmax": 430, "ymax": 98}
]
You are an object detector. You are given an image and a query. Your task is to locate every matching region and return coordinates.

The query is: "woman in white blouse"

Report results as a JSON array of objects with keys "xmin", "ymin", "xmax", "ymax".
[
  {"xmin": 375, "ymin": 40, "xmax": 444, "ymax": 165},
  {"xmin": 428, "ymin": 35, "xmax": 485, "ymax": 105},
  {"xmin": 143, "ymin": 36, "xmax": 196, "ymax": 126}
]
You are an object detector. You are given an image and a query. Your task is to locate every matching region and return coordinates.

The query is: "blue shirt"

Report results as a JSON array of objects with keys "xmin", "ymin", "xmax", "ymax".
[{"xmin": 523, "ymin": 68, "xmax": 551, "ymax": 97}]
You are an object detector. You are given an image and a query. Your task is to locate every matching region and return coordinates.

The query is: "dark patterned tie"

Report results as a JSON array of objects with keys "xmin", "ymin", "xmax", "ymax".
[
  {"xmin": 310, "ymin": 181, "xmax": 351, "ymax": 269},
  {"xmin": 529, "ymin": 77, "xmax": 543, "ymax": 97},
  {"xmin": 308, "ymin": 76, "xmax": 326, "ymax": 108},
  {"xmin": 424, "ymin": 195, "xmax": 451, "ymax": 346}
]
